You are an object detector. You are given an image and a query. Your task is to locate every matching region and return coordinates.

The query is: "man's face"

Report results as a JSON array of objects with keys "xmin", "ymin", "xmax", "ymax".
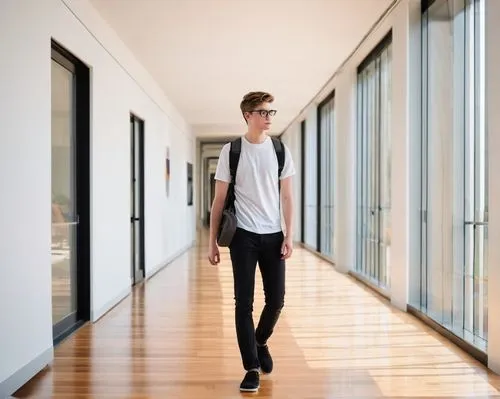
[{"xmin": 245, "ymin": 102, "xmax": 277, "ymax": 131}]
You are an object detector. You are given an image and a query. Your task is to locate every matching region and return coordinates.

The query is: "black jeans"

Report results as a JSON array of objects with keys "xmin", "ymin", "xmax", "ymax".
[{"xmin": 229, "ymin": 227, "xmax": 286, "ymax": 371}]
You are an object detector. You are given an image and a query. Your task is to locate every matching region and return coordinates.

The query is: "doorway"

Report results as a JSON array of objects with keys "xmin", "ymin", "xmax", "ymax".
[
  {"xmin": 208, "ymin": 172, "xmax": 215, "ymax": 224},
  {"xmin": 300, "ymin": 120, "xmax": 306, "ymax": 243},
  {"xmin": 51, "ymin": 41, "xmax": 91, "ymax": 343},
  {"xmin": 210, "ymin": 173, "xmax": 216, "ymax": 205},
  {"xmin": 130, "ymin": 114, "xmax": 145, "ymax": 285}
]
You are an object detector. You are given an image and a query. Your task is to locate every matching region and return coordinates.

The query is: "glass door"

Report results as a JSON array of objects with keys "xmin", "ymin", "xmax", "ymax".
[
  {"xmin": 130, "ymin": 115, "xmax": 145, "ymax": 285},
  {"xmin": 50, "ymin": 41, "xmax": 91, "ymax": 341},
  {"xmin": 51, "ymin": 57, "xmax": 78, "ymax": 332}
]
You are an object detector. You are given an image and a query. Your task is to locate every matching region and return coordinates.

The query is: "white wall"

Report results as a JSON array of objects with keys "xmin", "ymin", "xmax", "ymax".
[
  {"xmin": 280, "ymin": 0, "xmax": 500, "ymax": 375},
  {"xmin": 0, "ymin": 0, "xmax": 196, "ymax": 395}
]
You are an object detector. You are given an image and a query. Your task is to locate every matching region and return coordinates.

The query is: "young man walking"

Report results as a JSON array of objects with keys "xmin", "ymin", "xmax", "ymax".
[{"xmin": 208, "ymin": 91, "xmax": 295, "ymax": 392}]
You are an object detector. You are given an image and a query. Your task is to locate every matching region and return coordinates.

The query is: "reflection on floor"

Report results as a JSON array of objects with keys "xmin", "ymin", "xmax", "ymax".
[
  {"xmin": 51, "ymin": 210, "xmax": 75, "ymax": 325},
  {"xmin": 16, "ymin": 232, "xmax": 500, "ymax": 398},
  {"xmin": 52, "ymin": 251, "xmax": 72, "ymax": 324}
]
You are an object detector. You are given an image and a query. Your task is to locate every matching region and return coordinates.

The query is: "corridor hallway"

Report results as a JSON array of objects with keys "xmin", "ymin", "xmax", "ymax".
[{"xmin": 15, "ymin": 234, "xmax": 500, "ymax": 398}]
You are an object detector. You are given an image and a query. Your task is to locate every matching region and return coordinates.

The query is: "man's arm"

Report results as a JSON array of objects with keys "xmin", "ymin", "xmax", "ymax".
[
  {"xmin": 209, "ymin": 180, "xmax": 229, "ymax": 245},
  {"xmin": 280, "ymin": 176, "xmax": 294, "ymax": 240},
  {"xmin": 209, "ymin": 143, "xmax": 231, "ymax": 247}
]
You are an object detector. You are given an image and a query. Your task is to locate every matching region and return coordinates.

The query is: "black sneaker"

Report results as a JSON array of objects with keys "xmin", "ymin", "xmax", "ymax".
[
  {"xmin": 240, "ymin": 370, "xmax": 260, "ymax": 392},
  {"xmin": 257, "ymin": 344, "xmax": 273, "ymax": 374}
]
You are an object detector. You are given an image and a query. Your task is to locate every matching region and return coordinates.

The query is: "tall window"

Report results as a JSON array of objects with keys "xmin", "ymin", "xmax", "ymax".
[
  {"xmin": 303, "ymin": 115, "xmax": 318, "ymax": 249},
  {"xmin": 415, "ymin": 0, "xmax": 487, "ymax": 351},
  {"xmin": 300, "ymin": 120, "xmax": 306, "ymax": 243},
  {"xmin": 355, "ymin": 33, "xmax": 392, "ymax": 291},
  {"xmin": 317, "ymin": 92, "xmax": 335, "ymax": 258}
]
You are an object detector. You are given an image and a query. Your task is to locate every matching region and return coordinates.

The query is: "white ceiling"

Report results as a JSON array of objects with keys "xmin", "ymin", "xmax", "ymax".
[{"xmin": 89, "ymin": 0, "xmax": 393, "ymax": 138}]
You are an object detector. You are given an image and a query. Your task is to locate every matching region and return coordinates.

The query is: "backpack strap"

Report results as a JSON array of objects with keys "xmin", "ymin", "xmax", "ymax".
[
  {"xmin": 229, "ymin": 137, "xmax": 242, "ymax": 183},
  {"xmin": 271, "ymin": 137, "xmax": 285, "ymax": 190},
  {"xmin": 223, "ymin": 138, "xmax": 241, "ymax": 213}
]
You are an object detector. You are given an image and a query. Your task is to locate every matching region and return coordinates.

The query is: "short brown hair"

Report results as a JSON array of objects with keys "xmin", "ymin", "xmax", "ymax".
[{"xmin": 240, "ymin": 91, "xmax": 274, "ymax": 121}]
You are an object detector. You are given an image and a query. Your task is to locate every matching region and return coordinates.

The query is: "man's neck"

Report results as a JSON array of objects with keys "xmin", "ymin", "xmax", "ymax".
[{"xmin": 245, "ymin": 129, "xmax": 267, "ymax": 144}]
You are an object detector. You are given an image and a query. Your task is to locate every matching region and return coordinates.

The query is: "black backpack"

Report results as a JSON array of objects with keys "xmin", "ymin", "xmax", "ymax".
[{"xmin": 217, "ymin": 136, "xmax": 285, "ymax": 247}]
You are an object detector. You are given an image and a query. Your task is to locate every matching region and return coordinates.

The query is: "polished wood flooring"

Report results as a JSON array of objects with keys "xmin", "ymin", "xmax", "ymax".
[{"xmin": 16, "ymin": 233, "xmax": 500, "ymax": 398}]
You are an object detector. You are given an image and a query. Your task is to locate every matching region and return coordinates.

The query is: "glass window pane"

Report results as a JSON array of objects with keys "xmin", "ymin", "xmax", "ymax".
[
  {"xmin": 319, "ymin": 95, "xmax": 335, "ymax": 258},
  {"xmin": 355, "ymin": 35, "xmax": 392, "ymax": 290},
  {"xmin": 418, "ymin": 0, "xmax": 487, "ymax": 351}
]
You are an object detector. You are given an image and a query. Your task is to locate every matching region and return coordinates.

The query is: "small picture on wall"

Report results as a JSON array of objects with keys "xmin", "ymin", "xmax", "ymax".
[
  {"xmin": 187, "ymin": 162, "xmax": 193, "ymax": 206},
  {"xmin": 165, "ymin": 147, "xmax": 171, "ymax": 197}
]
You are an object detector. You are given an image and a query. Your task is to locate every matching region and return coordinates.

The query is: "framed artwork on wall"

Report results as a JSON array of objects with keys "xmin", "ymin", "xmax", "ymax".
[{"xmin": 165, "ymin": 147, "xmax": 170, "ymax": 197}]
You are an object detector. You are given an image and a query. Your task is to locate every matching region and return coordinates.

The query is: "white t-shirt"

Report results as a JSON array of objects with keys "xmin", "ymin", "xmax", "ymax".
[{"xmin": 215, "ymin": 136, "xmax": 296, "ymax": 234}]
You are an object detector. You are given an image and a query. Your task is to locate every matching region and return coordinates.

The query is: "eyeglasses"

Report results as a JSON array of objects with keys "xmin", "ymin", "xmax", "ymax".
[{"xmin": 250, "ymin": 109, "xmax": 277, "ymax": 118}]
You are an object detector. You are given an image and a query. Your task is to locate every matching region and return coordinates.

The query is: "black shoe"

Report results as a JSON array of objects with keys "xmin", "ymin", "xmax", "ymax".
[
  {"xmin": 240, "ymin": 370, "xmax": 260, "ymax": 392},
  {"xmin": 257, "ymin": 344, "xmax": 273, "ymax": 374}
]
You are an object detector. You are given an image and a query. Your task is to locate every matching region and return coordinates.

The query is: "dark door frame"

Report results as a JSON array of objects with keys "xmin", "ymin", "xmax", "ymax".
[
  {"xmin": 51, "ymin": 40, "xmax": 91, "ymax": 345},
  {"xmin": 130, "ymin": 114, "xmax": 145, "ymax": 285},
  {"xmin": 204, "ymin": 156, "xmax": 219, "ymax": 226}
]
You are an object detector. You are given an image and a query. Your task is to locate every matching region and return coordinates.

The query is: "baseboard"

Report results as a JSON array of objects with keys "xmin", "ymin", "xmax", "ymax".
[
  {"xmin": 347, "ymin": 270, "xmax": 391, "ymax": 301},
  {"xmin": 489, "ymin": 357, "xmax": 500, "ymax": 375},
  {"xmin": 407, "ymin": 304, "xmax": 488, "ymax": 366},
  {"xmin": 0, "ymin": 346, "xmax": 53, "ymax": 398},
  {"xmin": 91, "ymin": 286, "xmax": 131, "ymax": 322},
  {"xmin": 299, "ymin": 242, "xmax": 336, "ymax": 265},
  {"xmin": 146, "ymin": 242, "xmax": 194, "ymax": 280}
]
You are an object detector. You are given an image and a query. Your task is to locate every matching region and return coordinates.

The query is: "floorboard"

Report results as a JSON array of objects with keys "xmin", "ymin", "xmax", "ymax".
[{"xmin": 15, "ymin": 232, "xmax": 500, "ymax": 398}]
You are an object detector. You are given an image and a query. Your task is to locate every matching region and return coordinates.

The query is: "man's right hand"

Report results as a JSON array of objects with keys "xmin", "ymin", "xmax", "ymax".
[
  {"xmin": 208, "ymin": 179, "xmax": 228, "ymax": 266},
  {"xmin": 208, "ymin": 242, "xmax": 220, "ymax": 266}
]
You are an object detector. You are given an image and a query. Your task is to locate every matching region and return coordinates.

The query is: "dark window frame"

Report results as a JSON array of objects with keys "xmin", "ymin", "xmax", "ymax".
[
  {"xmin": 316, "ymin": 90, "xmax": 335, "ymax": 253},
  {"xmin": 300, "ymin": 120, "xmax": 306, "ymax": 243},
  {"xmin": 354, "ymin": 29, "xmax": 392, "ymax": 288}
]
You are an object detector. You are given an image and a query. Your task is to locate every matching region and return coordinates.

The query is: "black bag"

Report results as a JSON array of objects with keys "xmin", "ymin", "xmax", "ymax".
[{"xmin": 217, "ymin": 136, "xmax": 285, "ymax": 247}]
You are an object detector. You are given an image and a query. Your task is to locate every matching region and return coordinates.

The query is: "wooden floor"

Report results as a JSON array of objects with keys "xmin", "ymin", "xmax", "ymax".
[{"xmin": 16, "ymin": 232, "xmax": 500, "ymax": 398}]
